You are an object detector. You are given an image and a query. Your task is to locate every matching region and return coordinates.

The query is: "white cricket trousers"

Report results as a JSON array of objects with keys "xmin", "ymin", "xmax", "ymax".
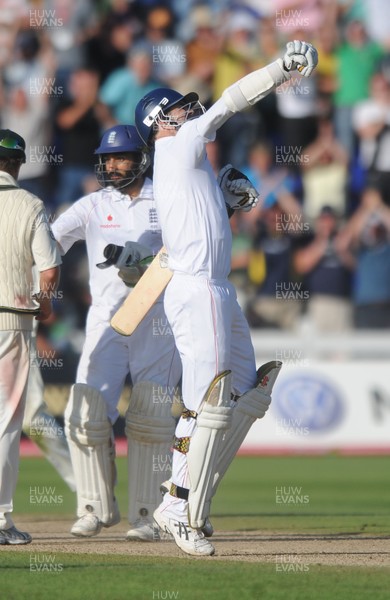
[
  {"xmin": 0, "ymin": 330, "xmax": 31, "ymax": 528},
  {"xmin": 160, "ymin": 273, "xmax": 256, "ymax": 521},
  {"xmin": 76, "ymin": 303, "xmax": 182, "ymax": 423}
]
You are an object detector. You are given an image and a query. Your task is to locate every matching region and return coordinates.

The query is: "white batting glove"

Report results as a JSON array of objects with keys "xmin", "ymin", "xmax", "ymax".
[
  {"xmin": 218, "ymin": 164, "xmax": 259, "ymax": 212},
  {"xmin": 283, "ymin": 40, "xmax": 318, "ymax": 77}
]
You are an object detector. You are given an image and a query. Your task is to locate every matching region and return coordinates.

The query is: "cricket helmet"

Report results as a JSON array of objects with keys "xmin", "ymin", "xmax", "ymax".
[
  {"xmin": 94, "ymin": 125, "xmax": 150, "ymax": 189},
  {"xmin": 135, "ymin": 87, "xmax": 204, "ymax": 145},
  {"xmin": 0, "ymin": 129, "xmax": 26, "ymax": 163}
]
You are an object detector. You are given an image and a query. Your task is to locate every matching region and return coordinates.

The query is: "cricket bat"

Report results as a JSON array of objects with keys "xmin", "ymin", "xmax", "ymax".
[{"xmin": 110, "ymin": 246, "xmax": 172, "ymax": 336}]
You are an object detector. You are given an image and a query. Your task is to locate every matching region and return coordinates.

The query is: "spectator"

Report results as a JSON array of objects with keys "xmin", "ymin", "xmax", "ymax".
[
  {"xmin": 338, "ymin": 187, "xmax": 390, "ymax": 328},
  {"xmin": 293, "ymin": 205, "xmax": 354, "ymax": 332},
  {"xmin": 42, "ymin": 0, "xmax": 99, "ymax": 90},
  {"xmin": 185, "ymin": 5, "xmax": 222, "ymax": 82},
  {"xmin": 243, "ymin": 186, "xmax": 305, "ymax": 330},
  {"xmin": 86, "ymin": 15, "xmax": 135, "ymax": 84},
  {"xmin": 1, "ymin": 28, "xmax": 58, "ymax": 207},
  {"xmin": 0, "ymin": 0, "xmax": 28, "ymax": 69},
  {"xmin": 212, "ymin": 10, "xmax": 260, "ymax": 97},
  {"xmin": 1, "ymin": 85, "xmax": 51, "ymax": 206},
  {"xmin": 333, "ymin": 19, "xmax": 384, "ymax": 157},
  {"xmin": 352, "ymin": 69, "xmax": 390, "ymax": 205},
  {"xmin": 241, "ymin": 140, "xmax": 301, "ymax": 212},
  {"xmin": 251, "ymin": 17, "xmax": 282, "ymax": 140},
  {"xmin": 314, "ymin": 23, "xmax": 339, "ymax": 116},
  {"xmin": 177, "ymin": 5, "xmax": 222, "ymax": 104},
  {"xmin": 54, "ymin": 67, "xmax": 102, "ymax": 206},
  {"xmin": 143, "ymin": 5, "xmax": 186, "ymax": 85},
  {"xmin": 273, "ymin": 0, "xmax": 325, "ymax": 37},
  {"xmin": 99, "ymin": 45, "xmax": 159, "ymax": 127},
  {"xmin": 360, "ymin": 0, "xmax": 390, "ymax": 50},
  {"xmin": 301, "ymin": 115, "xmax": 349, "ymax": 219},
  {"xmin": 213, "ymin": 10, "xmax": 262, "ymax": 167}
]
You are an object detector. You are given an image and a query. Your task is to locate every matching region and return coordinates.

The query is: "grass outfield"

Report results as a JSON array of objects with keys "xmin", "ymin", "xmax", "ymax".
[
  {"xmin": 1, "ymin": 455, "xmax": 389, "ymax": 600},
  {"xmin": 1, "ymin": 554, "xmax": 390, "ymax": 600},
  {"xmin": 14, "ymin": 455, "xmax": 390, "ymax": 534}
]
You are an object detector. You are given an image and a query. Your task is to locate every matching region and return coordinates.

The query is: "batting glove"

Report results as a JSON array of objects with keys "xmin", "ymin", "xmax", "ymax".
[
  {"xmin": 96, "ymin": 241, "xmax": 153, "ymax": 286},
  {"xmin": 218, "ymin": 164, "xmax": 259, "ymax": 212},
  {"xmin": 282, "ymin": 40, "xmax": 318, "ymax": 77}
]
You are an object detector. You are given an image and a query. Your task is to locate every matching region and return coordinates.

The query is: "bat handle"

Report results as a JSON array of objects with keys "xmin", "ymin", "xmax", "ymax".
[{"xmin": 96, "ymin": 244, "xmax": 124, "ymax": 269}]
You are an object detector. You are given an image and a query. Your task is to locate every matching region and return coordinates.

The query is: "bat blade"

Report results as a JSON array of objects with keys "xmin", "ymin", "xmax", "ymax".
[{"xmin": 110, "ymin": 246, "xmax": 172, "ymax": 336}]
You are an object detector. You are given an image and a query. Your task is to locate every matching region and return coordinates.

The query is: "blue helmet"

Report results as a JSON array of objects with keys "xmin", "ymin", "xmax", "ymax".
[
  {"xmin": 94, "ymin": 125, "xmax": 150, "ymax": 189},
  {"xmin": 135, "ymin": 87, "xmax": 202, "ymax": 145}
]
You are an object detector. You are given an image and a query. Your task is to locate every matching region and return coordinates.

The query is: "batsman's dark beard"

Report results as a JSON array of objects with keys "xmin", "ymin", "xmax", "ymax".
[{"xmin": 107, "ymin": 170, "xmax": 133, "ymax": 188}]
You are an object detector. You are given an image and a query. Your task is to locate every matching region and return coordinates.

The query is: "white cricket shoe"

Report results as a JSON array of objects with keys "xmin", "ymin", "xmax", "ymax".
[
  {"xmin": 153, "ymin": 506, "xmax": 215, "ymax": 556},
  {"xmin": 159, "ymin": 481, "xmax": 214, "ymax": 538},
  {"xmin": 126, "ymin": 517, "xmax": 159, "ymax": 542},
  {"xmin": 0, "ymin": 525, "xmax": 32, "ymax": 545},
  {"xmin": 70, "ymin": 514, "xmax": 102, "ymax": 537}
]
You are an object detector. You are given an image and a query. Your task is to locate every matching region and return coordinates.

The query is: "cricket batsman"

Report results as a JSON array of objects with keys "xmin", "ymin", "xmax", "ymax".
[
  {"xmin": 133, "ymin": 40, "xmax": 318, "ymax": 556},
  {"xmin": 52, "ymin": 125, "xmax": 182, "ymax": 541}
]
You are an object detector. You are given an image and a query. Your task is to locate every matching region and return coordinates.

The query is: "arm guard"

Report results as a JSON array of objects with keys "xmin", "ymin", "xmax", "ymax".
[{"xmin": 222, "ymin": 59, "xmax": 290, "ymax": 113}]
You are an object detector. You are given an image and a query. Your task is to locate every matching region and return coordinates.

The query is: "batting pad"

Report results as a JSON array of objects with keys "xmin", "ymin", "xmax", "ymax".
[
  {"xmin": 65, "ymin": 384, "xmax": 119, "ymax": 524},
  {"xmin": 125, "ymin": 381, "xmax": 176, "ymax": 525},
  {"xmin": 209, "ymin": 361, "xmax": 282, "ymax": 507},
  {"xmin": 187, "ymin": 370, "xmax": 233, "ymax": 529}
]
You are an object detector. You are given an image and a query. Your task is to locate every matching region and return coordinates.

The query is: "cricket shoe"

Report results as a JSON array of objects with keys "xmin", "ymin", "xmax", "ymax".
[
  {"xmin": 153, "ymin": 506, "xmax": 215, "ymax": 556},
  {"xmin": 70, "ymin": 514, "xmax": 102, "ymax": 537},
  {"xmin": 126, "ymin": 517, "xmax": 160, "ymax": 542},
  {"xmin": 70, "ymin": 509, "xmax": 121, "ymax": 538},
  {"xmin": 160, "ymin": 480, "xmax": 214, "ymax": 538},
  {"xmin": 0, "ymin": 525, "xmax": 32, "ymax": 545}
]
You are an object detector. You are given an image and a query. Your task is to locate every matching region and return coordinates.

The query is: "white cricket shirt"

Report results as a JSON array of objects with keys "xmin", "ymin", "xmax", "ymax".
[
  {"xmin": 153, "ymin": 98, "xmax": 234, "ymax": 279},
  {"xmin": 52, "ymin": 178, "xmax": 162, "ymax": 315}
]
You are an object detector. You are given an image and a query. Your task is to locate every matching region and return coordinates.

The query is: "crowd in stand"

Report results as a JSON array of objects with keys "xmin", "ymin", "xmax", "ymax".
[{"xmin": 1, "ymin": 0, "xmax": 390, "ymax": 381}]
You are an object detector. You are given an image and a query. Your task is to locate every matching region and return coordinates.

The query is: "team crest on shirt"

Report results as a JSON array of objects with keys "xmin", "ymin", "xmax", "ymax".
[{"xmin": 149, "ymin": 208, "xmax": 159, "ymax": 233}]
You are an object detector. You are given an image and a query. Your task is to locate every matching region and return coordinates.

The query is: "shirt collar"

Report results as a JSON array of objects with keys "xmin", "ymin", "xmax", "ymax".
[
  {"xmin": 0, "ymin": 170, "xmax": 19, "ymax": 187},
  {"xmin": 110, "ymin": 176, "xmax": 154, "ymax": 202}
]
